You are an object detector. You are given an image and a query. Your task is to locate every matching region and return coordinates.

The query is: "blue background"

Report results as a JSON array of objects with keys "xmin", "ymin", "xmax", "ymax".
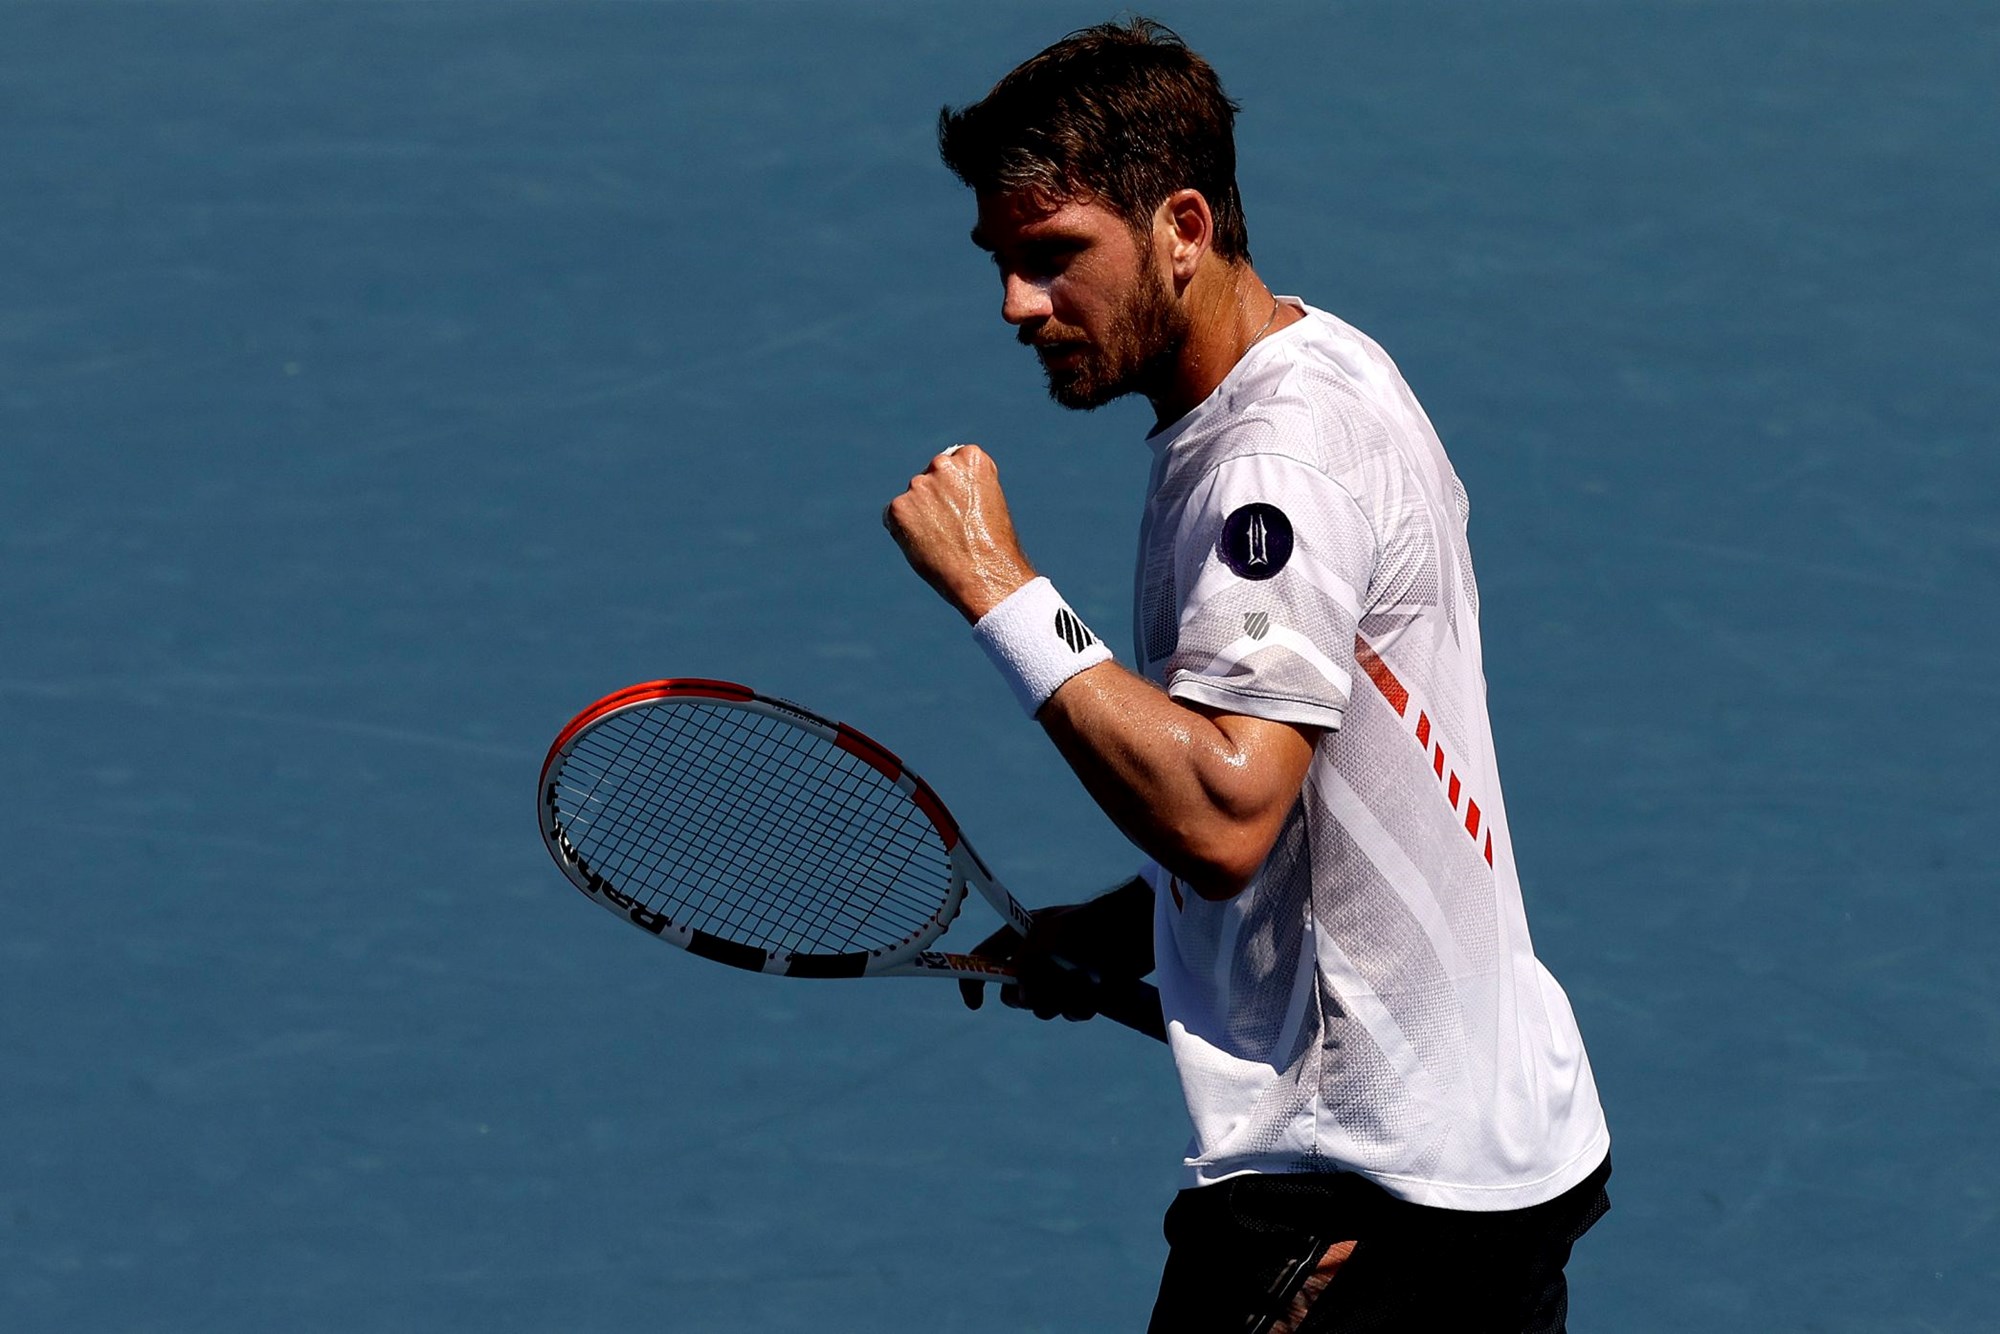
[{"xmin": 3, "ymin": 2, "xmax": 1994, "ymax": 1329}]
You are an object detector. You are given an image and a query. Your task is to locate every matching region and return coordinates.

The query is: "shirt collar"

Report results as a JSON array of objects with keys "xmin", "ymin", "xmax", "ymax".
[{"xmin": 1143, "ymin": 296, "xmax": 1310, "ymax": 456}]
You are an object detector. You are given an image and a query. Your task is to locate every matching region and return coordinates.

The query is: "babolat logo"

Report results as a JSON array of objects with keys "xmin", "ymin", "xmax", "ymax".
[
  {"xmin": 1220, "ymin": 503, "xmax": 1294, "ymax": 581},
  {"xmin": 1053, "ymin": 607, "xmax": 1096, "ymax": 653},
  {"xmin": 1245, "ymin": 611, "xmax": 1271, "ymax": 640}
]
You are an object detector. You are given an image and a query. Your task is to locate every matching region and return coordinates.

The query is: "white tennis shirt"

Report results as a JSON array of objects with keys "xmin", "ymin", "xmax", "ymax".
[{"xmin": 1137, "ymin": 299, "xmax": 1609, "ymax": 1210}]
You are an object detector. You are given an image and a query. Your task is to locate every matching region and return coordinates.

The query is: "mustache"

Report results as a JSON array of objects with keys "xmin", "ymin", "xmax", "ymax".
[{"xmin": 1019, "ymin": 327, "xmax": 1089, "ymax": 350}]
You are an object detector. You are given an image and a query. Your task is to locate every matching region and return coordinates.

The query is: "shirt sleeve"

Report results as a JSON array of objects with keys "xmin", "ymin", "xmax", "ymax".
[{"xmin": 1163, "ymin": 450, "xmax": 1377, "ymax": 731}]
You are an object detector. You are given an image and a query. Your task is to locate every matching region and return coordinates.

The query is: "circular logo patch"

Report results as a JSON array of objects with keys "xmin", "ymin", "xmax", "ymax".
[{"xmin": 1219, "ymin": 503, "xmax": 1293, "ymax": 580}]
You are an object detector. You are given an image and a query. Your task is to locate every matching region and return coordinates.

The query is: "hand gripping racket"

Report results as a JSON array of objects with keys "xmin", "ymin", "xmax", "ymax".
[{"xmin": 538, "ymin": 679, "xmax": 1167, "ymax": 1042}]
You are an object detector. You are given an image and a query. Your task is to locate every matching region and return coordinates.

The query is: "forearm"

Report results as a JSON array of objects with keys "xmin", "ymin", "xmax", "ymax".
[
  {"xmin": 1038, "ymin": 662, "xmax": 1313, "ymax": 899},
  {"xmin": 881, "ymin": 445, "xmax": 1312, "ymax": 898}
]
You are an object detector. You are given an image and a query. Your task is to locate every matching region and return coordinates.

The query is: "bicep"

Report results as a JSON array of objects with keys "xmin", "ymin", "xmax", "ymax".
[{"xmin": 1197, "ymin": 706, "xmax": 1319, "ymax": 808}]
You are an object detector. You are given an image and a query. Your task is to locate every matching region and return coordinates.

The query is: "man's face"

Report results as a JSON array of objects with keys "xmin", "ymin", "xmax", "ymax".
[{"xmin": 971, "ymin": 191, "xmax": 1187, "ymax": 410}]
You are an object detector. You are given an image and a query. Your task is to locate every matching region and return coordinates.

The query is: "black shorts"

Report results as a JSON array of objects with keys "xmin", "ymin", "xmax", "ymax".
[{"xmin": 1147, "ymin": 1156, "xmax": 1611, "ymax": 1334}]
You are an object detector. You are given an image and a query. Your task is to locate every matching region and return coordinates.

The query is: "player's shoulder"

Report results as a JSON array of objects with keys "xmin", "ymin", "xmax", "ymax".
[
  {"xmin": 1157, "ymin": 304, "xmax": 1409, "ymax": 507},
  {"xmin": 1217, "ymin": 306, "xmax": 1413, "ymax": 470}
]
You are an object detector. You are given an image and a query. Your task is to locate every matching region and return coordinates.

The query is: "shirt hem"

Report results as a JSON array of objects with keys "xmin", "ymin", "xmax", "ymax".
[
  {"xmin": 1180, "ymin": 1122, "xmax": 1612, "ymax": 1213},
  {"xmin": 1167, "ymin": 677, "xmax": 1346, "ymax": 732}
]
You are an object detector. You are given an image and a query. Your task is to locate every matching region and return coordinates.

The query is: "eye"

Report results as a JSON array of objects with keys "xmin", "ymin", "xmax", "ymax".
[
  {"xmin": 991, "ymin": 238, "xmax": 1087, "ymax": 284},
  {"xmin": 1020, "ymin": 240, "xmax": 1084, "ymax": 279}
]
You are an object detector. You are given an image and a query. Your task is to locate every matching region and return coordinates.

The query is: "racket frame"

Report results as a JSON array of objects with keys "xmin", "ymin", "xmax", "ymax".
[
  {"xmin": 541, "ymin": 678, "xmax": 1166, "ymax": 1041},
  {"xmin": 540, "ymin": 678, "xmax": 1031, "ymax": 982}
]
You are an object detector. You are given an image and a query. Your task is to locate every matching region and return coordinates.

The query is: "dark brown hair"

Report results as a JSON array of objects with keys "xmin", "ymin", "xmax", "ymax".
[{"xmin": 937, "ymin": 17, "xmax": 1250, "ymax": 261}]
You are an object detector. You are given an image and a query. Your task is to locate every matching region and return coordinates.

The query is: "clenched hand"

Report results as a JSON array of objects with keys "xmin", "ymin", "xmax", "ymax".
[{"xmin": 882, "ymin": 445, "xmax": 1038, "ymax": 623}]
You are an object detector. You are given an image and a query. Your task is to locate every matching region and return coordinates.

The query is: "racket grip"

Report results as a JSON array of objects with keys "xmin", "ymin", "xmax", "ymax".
[{"xmin": 1093, "ymin": 975, "xmax": 1167, "ymax": 1044}]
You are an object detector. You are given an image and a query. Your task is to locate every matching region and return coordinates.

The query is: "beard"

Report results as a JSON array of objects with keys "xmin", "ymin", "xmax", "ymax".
[{"xmin": 1023, "ymin": 265, "xmax": 1187, "ymax": 411}]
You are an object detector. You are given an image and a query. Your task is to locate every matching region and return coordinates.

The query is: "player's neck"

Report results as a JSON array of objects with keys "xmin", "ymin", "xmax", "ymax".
[{"xmin": 1149, "ymin": 262, "xmax": 1298, "ymax": 429}]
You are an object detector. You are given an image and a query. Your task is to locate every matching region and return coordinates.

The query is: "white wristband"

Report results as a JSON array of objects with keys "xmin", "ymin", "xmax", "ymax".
[{"xmin": 971, "ymin": 577, "xmax": 1113, "ymax": 717}]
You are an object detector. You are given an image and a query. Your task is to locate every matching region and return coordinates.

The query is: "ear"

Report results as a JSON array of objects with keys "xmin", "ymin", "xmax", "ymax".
[{"xmin": 1157, "ymin": 189, "xmax": 1214, "ymax": 287}]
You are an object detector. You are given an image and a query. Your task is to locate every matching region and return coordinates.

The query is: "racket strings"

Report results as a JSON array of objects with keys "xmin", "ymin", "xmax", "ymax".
[
  {"xmin": 720, "ymin": 714, "xmax": 947, "ymax": 950},
  {"xmin": 566, "ymin": 714, "xmax": 865, "ymax": 947},
  {"xmin": 625, "ymin": 709, "xmax": 935, "ymax": 948},
  {"xmin": 629, "ymin": 709, "xmax": 928, "ymax": 951},
  {"xmin": 550, "ymin": 701, "xmax": 953, "ymax": 957},
  {"xmin": 670, "ymin": 714, "xmax": 946, "ymax": 952},
  {"xmin": 563, "ymin": 725, "xmax": 926, "ymax": 957}
]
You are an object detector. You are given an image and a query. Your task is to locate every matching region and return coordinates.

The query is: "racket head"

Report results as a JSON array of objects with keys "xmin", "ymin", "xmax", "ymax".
[{"xmin": 539, "ymin": 679, "xmax": 976, "ymax": 979}]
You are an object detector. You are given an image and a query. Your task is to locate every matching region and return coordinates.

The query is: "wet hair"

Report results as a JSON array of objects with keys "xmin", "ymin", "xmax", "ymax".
[{"xmin": 937, "ymin": 17, "xmax": 1250, "ymax": 261}]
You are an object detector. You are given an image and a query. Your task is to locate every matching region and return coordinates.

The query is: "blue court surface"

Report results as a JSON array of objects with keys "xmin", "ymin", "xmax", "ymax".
[{"xmin": 3, "ymin": 2, "xmax": 1994, "ymax": 1330}]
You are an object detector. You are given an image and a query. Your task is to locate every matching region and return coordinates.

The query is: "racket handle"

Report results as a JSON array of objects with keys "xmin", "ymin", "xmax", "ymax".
[{"xmin": 1093, "ymin": 975, "xmax": 1167, "ymax": 1044}]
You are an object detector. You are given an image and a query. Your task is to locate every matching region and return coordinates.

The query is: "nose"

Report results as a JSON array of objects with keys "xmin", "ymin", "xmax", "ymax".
[{"xmin": 1000, "ymin": 271, "xmax": 1052, "ymax": 327}]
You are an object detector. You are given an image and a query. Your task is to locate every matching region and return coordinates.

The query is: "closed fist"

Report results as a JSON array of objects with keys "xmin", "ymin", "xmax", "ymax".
[{"xmin": 883, "ymin": 444, "xmax": 1038, "ymax": 622}]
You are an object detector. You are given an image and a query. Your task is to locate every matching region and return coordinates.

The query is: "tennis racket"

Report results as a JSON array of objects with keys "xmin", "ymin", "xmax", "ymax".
[{"xmin": 538, "ymin": 678, "xmax": 1166, "ymax": 1042}]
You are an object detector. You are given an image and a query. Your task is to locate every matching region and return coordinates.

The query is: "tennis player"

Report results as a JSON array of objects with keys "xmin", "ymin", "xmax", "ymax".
[{"xmin": 884, "ymin": 19, "xmax": 1611, "ymax": 1333}]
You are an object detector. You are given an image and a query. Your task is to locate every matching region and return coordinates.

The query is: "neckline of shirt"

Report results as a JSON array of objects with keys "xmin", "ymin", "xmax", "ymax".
[{"xmin": 1145, "ymin": 295, "xmax": 1314, "ymax": 455}]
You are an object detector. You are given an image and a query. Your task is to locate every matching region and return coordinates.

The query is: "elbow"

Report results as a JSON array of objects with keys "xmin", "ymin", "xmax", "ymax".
[
  {"xmin": 1169, "ymin": 831, "xmax": 1275, "ymax": 902},
  {"xmin": 1157, "ymin": 789, "xmax": 1301, "ymax": 902}
]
